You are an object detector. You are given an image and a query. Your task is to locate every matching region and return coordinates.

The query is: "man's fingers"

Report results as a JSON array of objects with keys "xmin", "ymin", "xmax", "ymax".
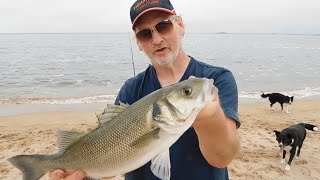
[
  {"xmin": 49, "ymin": 170, "xmax": 86, "ymax": 180},
  {"xmin": 49, "ymin": 169, "xmax": 66, "ymax": 180},
  {"xmin": 66, "ymin": 170, "xmax": 86, "ymax": 180}
]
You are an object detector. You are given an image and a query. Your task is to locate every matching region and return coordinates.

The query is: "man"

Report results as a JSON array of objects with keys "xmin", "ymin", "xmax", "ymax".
[{"xmin": 50, "ymin": 0, "xmax": 240, "ymax": 179}]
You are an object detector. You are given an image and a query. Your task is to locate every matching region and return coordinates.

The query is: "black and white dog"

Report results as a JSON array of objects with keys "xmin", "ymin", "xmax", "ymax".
[
  {"xmin": 274, "ymin": 123, "xmax": 318, "ymax": 171},
  {"xmin": 261, "ymin": 92, "xmax": 294, "ymax": 113}
]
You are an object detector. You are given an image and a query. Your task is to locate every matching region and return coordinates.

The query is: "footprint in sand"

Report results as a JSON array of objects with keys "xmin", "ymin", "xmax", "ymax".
[{"xmin": 295, "ymin": 160, "xmax": 308, "ymax": 165}]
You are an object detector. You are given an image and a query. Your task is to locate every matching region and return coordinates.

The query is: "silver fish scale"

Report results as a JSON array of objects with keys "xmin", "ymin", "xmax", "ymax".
[
  {"xmin": 8, "ymin": 77, "xmax": 214, "ymax": 180},
  {"xmin": 41, "ymin": 93, "xmax": 160, "ymax": 173}
]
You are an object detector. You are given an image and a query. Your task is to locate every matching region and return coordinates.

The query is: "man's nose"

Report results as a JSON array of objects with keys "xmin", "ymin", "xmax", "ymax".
[{"xmin": 151, "ymin": 30, "xmax": 164, "ymax": 44}]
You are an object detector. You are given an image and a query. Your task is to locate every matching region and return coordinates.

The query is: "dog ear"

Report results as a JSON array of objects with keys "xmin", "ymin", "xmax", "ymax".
[{"xmin": 273, "ymin": 130, "xmax": 280, "ymax": 137}]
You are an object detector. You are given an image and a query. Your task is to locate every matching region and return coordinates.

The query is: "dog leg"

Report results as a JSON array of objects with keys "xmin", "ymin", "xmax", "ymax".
[
  {"xmin": 286, "ymin": 147, "xmax": 296, "ymax": 171},
  {"xmin": 285, "ymin": 164, "xmax": 291, "ymax": 171},
  {"xmin": 286, "ymin": 104, "xmax": 290, "ymax": 114},
  {"xmin": 297, "ymin": 144, "xmax": 303, "ymax": 157},
  {"xmin": 281, "ymin": 150, "xmax": 286, "ymax": 164},
  {"xmin": 270, "ymin": 103, "xmax": 274, "ymax": 111}
]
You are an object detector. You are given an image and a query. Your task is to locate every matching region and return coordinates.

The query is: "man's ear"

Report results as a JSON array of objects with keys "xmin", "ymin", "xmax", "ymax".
[
  {"xmin": 137, "ymin": 43, "xmax": 143, "ymax": 51},
  {"xmin": 176, "ymin": 16, "xmax": 185, "ymax": 37},
  {"xmin": 273, "ymin": 130, "xmax": 280, "ymax": 137}
]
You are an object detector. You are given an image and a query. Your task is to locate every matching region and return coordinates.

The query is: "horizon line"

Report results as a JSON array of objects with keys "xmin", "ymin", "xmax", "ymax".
[{"xmin": 0, "ymin": 32, "xmax": 319, "ymax": 36}]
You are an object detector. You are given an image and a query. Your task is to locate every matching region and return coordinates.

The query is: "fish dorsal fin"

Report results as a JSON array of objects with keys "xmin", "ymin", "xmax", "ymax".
[
  {"xmin": 104, "ymin": 101, "xmax": 129, "ymax": 112},
  {"xmin": 119, "ymin": 101, "xmax": 129, "ymax": 108},
  {"xmin": 96, "ymin": 102, "xmax": 128, "ymax": 126},
  {"xmin": 57, "ymin": 130, "xmax": 86, "ymax": 152},
  {"xmin": 150, "ymin": 149, "xmax": 171, "ymax": 180}
]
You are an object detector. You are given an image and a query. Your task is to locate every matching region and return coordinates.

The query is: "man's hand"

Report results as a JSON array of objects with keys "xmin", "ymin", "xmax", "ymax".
[
  {"xmin": 189, "ymin": 78, "xmax": 239, "ymax": 168},
  {"xmin": 192, "ymin": 81, "xmax": 220, "ymax": 128},
  {"xmin": 49, "ymin": 169, "xmax": 86, "ymax": 180},
  {"xmin": 192, "ymin": 96, "xmax": 220, "ymax": 128}
]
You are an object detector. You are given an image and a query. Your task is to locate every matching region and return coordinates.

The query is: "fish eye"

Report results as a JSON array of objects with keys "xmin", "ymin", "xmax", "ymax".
[{"xmin": 182, "ymin": 87, "xmax": 192, "ymax": 96}]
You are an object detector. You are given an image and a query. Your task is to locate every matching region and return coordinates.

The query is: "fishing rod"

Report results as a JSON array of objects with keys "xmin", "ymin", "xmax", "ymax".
[{"xmin": 128, "ymin": 32, "xmax": 136, "ymax": 77}]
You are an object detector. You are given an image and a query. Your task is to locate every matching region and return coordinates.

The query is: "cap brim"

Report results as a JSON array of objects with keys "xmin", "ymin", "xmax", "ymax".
[{"xmin": 132, "ymin": 8, "xmax": 176, "ymax": 29}]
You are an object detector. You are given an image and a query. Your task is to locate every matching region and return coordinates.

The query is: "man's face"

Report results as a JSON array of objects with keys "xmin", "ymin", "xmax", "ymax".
[{"xmin": 134, "ymin": 11, "xmax": 184, "ymax": 67}]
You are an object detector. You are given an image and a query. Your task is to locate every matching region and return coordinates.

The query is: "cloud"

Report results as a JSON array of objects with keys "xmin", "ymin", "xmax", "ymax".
[{"xmin": 1, "ymin": 0, "xmax": 320, "ymax": 34}]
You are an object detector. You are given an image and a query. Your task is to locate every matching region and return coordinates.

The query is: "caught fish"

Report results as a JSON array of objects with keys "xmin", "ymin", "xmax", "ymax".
[{"xmin": 8, "ymin": 77, "xmax": 215, "ymax": 180}]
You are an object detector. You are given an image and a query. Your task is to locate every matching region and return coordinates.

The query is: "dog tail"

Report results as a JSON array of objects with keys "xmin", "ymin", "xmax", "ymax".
[
  {"xmin": 261, "ymin": 92, "xmax": 271, "ymax": 98},
  {"xmin": 302, "ymin": 123, "xmax": 319, "ymax": 132}
]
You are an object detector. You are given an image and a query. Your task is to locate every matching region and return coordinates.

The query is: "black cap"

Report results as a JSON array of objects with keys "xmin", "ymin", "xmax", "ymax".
[{"xmin": 130, "ymin": 0, "xmax": 176, "ymax": 28}]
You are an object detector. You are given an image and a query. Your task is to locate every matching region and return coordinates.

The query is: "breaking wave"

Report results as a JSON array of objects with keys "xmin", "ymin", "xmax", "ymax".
[{"xmin": 0, "ymin": 95, "xmax": 117, "ymax": 105}]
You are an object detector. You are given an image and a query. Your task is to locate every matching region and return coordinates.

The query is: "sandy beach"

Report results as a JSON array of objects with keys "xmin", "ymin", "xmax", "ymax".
[{"xmin": 0, "ymin": 99, "xmax": 319, "ymax": 180}]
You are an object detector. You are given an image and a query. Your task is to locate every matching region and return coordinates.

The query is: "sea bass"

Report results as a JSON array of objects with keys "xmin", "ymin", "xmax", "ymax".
[{"xmin": 8, "ymin": 77, "xmax": 215, "ymax": 180}]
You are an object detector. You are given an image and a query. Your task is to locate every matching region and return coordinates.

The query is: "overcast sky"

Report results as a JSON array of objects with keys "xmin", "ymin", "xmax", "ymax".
[{"xmin": 1, "ymin": 0, "xmax": 320, "ymax": 34}]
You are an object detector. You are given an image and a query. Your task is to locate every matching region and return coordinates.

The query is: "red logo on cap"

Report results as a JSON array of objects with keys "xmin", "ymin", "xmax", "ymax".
[{"xmin": 133, "ymin": 0, "xmax": 160, "ymax": 11}]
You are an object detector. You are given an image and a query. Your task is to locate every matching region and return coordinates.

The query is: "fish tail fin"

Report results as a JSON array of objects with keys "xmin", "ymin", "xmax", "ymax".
[{"xmin": 7, "ymin": 155, "xmax": 47, "ymax": 180}]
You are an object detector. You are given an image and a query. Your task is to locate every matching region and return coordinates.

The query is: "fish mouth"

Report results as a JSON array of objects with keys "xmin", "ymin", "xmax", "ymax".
[
  {"xmin": 207, "ymin": 80, "xmax": 215, "ymax": 99},
  {"xmin": 198, "ymin": 79, "xmax": 215, "ymax": 103},
  {"xmin": 210, "ymin": 85, "xmax": 215, "ymax": 95},
  {"xmin": 205, "ymin": 79, "xmax": 214, "ymax": 93}
]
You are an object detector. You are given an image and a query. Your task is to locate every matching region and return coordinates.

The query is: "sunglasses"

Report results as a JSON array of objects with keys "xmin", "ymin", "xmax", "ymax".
[{"xmin": 135, "ymin": 18, "xmax": 175, "ymax": 44}]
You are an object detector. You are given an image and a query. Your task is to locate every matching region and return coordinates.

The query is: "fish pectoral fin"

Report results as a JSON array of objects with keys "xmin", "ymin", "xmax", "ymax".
[
  {"xmin": 57, "ymin": 130, "xmax": 86, "ymax": 152},
  {"xmin": 96, "ymin": 102, "xmax": 129, "ymax": 126},
  {"xmin": 130, "ymin": 129, "xmax": 160, "ymax": 147},
  {"xmin": 150, "ymin": 149, "xmax": 171, "ymax": 180}
]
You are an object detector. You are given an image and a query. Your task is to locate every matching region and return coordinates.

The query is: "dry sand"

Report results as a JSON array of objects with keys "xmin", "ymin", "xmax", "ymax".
[
  {"xmin": 229, "ymin": 99, "xmax": 320, "ymax": 180},
  {"xmin": 0, "ymin": 100, "xmax": 319, "ymax": 180}
]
